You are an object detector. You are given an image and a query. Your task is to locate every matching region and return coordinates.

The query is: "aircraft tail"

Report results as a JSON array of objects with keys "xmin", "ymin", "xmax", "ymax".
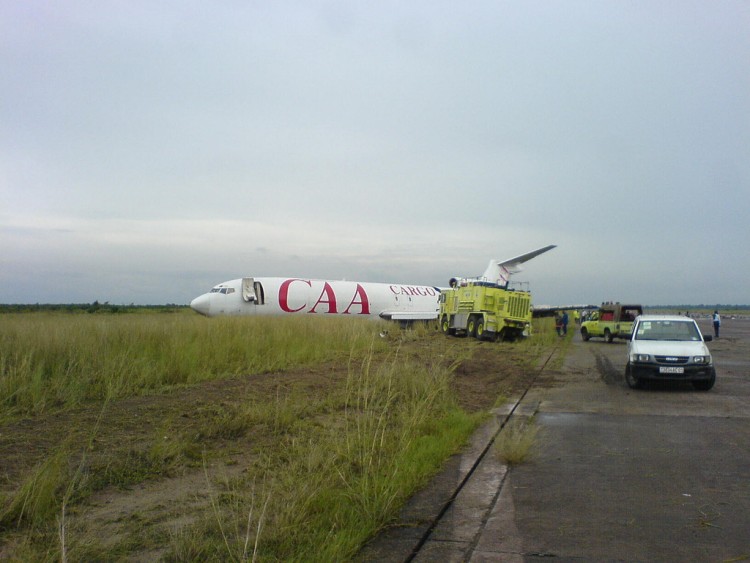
[{"xmin": 480, "ymin": 244, "xmax": 556, "ymax": 286}]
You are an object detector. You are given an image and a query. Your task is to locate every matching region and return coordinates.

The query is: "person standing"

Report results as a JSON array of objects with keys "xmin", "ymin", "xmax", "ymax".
[
  {"xmin": 712, "ymin": 310, "xmax": 721, "ymax": 337},
  {"xmin": 561, "ymin": 311, "xmax": 569, "ymax": 336}
]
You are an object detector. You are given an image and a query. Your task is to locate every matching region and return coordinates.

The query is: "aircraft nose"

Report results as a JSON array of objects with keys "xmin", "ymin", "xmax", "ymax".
[{"xmin": 190, "ymin": 294, "xmax": 211, "ymax": 316}]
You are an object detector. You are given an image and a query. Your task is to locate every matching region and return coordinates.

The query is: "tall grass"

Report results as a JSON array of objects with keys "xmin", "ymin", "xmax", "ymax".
[
  {"xmin": 3, "ymin": 331, "xmax": 464, "ymax": 559},
  {"xmin": 0, "ymin": 313, "xmax": 388, "ymax": 420},
  {"xmin": 1, "ymin": 313, "xmax": 545, "ymax": 560},
  {"xmin": 165, "ymin": 347, "xmax": 480, "ymax": 561}
]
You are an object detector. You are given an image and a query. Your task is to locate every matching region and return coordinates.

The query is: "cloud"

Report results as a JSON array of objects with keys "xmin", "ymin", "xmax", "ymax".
[{"xmin": 1, "ymin": 1, "xmax": 748, "ymax": 305}]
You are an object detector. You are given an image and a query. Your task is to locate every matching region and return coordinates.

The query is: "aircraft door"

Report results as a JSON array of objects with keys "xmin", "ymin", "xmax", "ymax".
[
  {"xmin": 242, "ymin": 278, "xmax": 256, "ymax": 302},
  {"xmin": 393, "ymin": 292, "xmax": 413, "ymax": 312},
  {"xmin": 242, "ymin": 278, "xmax": 266, "ymax": 305}
]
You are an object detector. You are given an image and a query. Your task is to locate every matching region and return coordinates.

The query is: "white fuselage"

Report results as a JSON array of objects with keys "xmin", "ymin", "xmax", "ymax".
[
  {"xmin": 190, "ymin": 245, "xmax": 557, "ymax": 321},
  {"xmin": 190, "ymin": 277, "xmax": 441, "ymax": 320}
]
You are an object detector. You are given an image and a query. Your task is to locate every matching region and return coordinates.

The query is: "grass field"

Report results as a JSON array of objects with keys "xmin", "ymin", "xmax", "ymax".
[
  {"xmin": 0, "ymin": 312, "xmax": 561, "ymax": 561},
  {"xmin": 1, "ymin": 312, "xmax": 392, "ymax": 421}
]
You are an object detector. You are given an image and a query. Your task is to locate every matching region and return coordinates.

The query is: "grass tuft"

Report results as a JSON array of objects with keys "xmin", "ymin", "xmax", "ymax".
[
  {"xmin": 1, "ymin": 446, "xmax": 71, "ymax": 529},
  {"xmin": 494, "ymin": 417, "xmax": 540, "ymax": 465}
]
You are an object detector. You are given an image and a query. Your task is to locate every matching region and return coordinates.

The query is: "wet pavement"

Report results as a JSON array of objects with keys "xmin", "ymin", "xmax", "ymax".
[{"xmin": 359, "ymin": 318, "xmax": 750, "ymax": 562}]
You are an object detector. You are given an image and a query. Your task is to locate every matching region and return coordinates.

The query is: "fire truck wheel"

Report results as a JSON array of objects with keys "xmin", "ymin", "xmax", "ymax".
[
  {"xmin": 467, "ymin": 315, "xmax": 478, "ymax": 337},
  {"xmin": 475, "ymin": 318, "xmax": 485, "ymax": 340}
]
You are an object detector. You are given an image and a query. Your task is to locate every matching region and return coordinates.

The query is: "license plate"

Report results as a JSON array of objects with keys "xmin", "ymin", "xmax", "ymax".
[{"xmin": 660, "ymin": 366, "xmax": 684, "ymax": 374}]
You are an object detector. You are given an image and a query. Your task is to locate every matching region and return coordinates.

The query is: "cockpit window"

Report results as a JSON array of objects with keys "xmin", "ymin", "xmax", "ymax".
[{"xmin": 210, "ymin": 287, "xmax": 235, "ymax": 295}]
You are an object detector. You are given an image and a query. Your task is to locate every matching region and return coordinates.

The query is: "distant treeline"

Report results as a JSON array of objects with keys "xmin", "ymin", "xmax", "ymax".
[{"xmin": 0, "ymin": 302, "xmax": 189, "ymax": 314}]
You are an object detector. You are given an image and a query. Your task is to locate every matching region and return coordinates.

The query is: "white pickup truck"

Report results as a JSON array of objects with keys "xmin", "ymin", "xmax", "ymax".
[{"xmin": 625, "ymin": 315, "xmax": 716, "ymax": 391}]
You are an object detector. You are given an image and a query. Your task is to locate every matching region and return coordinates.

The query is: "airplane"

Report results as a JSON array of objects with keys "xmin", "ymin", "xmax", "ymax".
[{"xmin": 189, "ymin": 245, "xmax": 556, "ymax": 320}]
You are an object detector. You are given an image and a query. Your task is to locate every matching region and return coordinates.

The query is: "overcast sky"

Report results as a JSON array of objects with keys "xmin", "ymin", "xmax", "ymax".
[{"xmin": 2, "ymin": 1, "xmax": 748, "ymax": 307}]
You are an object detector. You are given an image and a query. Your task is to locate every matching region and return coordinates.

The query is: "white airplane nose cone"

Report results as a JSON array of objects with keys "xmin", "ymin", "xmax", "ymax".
[{"xmin": 190, "ymin": 294, "xmax": 211, "ymax": 316}]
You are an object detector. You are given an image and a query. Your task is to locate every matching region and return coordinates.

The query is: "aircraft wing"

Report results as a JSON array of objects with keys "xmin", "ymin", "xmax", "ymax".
[{"xmin": 532, "ymin": 304, "xmax": 599, "ymax": 318}]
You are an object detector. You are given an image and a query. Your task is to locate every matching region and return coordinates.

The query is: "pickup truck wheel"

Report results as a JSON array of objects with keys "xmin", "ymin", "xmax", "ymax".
[
  {"xmin": 625, "ymin": 364, "xmax": 643, "ymax": 389},
  {"xmin": 581, "ymin": 327, "xmax": 590, "ymax": 341},
  {"xmin": 604, "ymin": 328, "xmax": 613, "ymax": 343},
  {"xmin": 693, "ymin": 368, "xmax": 716, "ymax": 391}
]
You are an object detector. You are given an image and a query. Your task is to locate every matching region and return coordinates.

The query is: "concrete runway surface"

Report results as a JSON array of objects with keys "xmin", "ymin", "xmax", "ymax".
[{"xmin": 360, "ymin": 317, "xmax": 750, "ymax": 562}]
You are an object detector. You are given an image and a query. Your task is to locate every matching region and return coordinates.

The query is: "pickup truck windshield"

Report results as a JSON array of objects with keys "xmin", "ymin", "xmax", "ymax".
[{"xmin": 634, "ymin": 320, "xmax": 701, "ymax": 341}]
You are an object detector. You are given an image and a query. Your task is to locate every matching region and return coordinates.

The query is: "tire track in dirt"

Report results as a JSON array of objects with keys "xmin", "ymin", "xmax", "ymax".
[{"xmin": 591, "ymin": 348, "xmax": 622, "ymax": 386}]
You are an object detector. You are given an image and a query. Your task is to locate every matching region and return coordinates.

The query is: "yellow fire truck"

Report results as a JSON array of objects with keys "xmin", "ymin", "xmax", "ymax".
[
  {"xmin": 439, "ymin": 281, "xmax": 533, "ymax": 341},
  {"xmin": 437, "ymin": 244, "xmax": 555, "ymax": 341}
]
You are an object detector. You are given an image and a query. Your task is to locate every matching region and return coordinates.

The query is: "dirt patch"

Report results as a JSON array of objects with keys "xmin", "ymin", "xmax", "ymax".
[
  {"xmin": 0, "ymin": 366, "xmax": 340, "ymax": 485},
  {"xmin": 451, "ymin": 343, "xmax": 537, "ymax": 409}
]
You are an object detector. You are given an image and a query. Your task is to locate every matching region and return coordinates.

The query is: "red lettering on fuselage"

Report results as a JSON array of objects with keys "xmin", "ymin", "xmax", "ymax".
[
  {"xmin": 343, "ymin": 283, "xmax": 371, "ymax": 315},
  {"xmin": 279, "ymin": 279, "xmax": 371, "ymax": 315},
  {"xmin": 389, "ymin": 285, "xmax": 436, "ymax": 297},
  {"xmin": 279, "ymin": 278, "xmax": 310, "ymax": 312},
  {"xmin": 310, "ymin": 282, "xmax": 338, "ymax": 314}
]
